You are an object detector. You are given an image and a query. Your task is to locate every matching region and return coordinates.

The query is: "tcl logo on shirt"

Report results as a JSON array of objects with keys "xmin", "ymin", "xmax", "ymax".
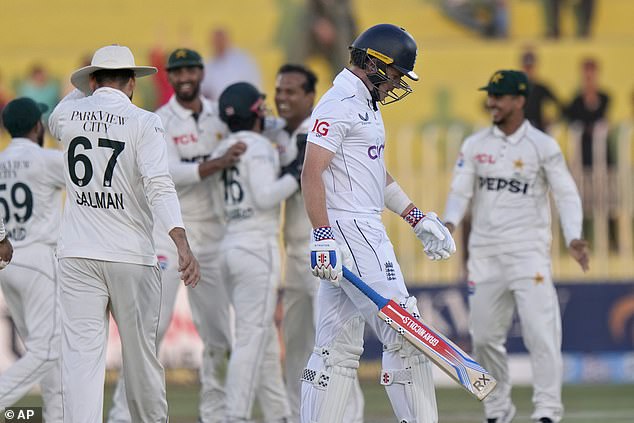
[
  {"xmin": 311, "ymin": 119, "xmax": 330, "ymax": 137},
  {"xmin": 474, "ymin": 153, "xmax": 496, "ymax": 164},
  {"xmin": 173, "ymin": 133, "xmax": 198, "ymax": 145}
]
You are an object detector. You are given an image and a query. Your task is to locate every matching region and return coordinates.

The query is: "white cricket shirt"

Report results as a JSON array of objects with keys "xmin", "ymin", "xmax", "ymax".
[
  {"xmin": 278, "ymin": 117, "xmax": 313, "ymax": 250},
  {"xmin": 0, "ymin": 138, "xmax": 65, "ymax": 248},
  {"xmin": 155, "ymin": 95, "xmax": 228, "ymax": 241},
  {"xmin": 212, "ymin": 130, "xmax": 298, "ymax": 238},
  {"xmin": 49, "ymin": 88, "xmax": 184, "ymax": 265},
  {"xmin": 306, "ymin": 69, "xmax": 386, "ymax": 219},
  {"xmin": 444, "ymin": 120, "xmax": 583, "ymax": 257}
]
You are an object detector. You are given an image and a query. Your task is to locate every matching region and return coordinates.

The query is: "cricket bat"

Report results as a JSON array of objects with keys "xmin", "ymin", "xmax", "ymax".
[{"xmin": 342, "ymin": 266, "xmax": 497, "ymax": 401}]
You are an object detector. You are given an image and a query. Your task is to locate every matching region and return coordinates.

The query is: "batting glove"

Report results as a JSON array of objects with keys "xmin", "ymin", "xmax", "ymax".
[
  {"xmin": 310, "ymin": 226, "xmax": 343, "ymax": 286},
  {"xmin": 405, "ymin": 209, "xmax": 456, "ymax": 260}
]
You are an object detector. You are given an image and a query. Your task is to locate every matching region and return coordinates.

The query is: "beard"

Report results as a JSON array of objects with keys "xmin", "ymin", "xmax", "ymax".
[
  {"xmin": 175, "ymin": 85, "xmax": 200, "ymax": 103},
  {"xmin": 36, "ymin": 125, "xmax": 45, "ymax": 146},
  {"xmin": 491, "ymin": 108, "xmax": 510, "ymax": 126}
]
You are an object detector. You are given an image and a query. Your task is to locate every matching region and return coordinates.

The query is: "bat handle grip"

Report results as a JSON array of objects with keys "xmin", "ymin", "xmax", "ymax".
[{"xmin": 342, "ymin": 266, "xmax": 389, "ymax": 309}]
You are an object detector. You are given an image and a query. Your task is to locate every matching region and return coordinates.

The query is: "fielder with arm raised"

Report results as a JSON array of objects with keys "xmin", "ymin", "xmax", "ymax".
[
  {"xmin": 274, "ymin": 63, "xmax": 364, "ymax": 423},
  {"xmin": 443, "ymin": 70, "xmax": 589, "ymax": 423},
  {"xmin": 49, "ymin": 45, "xmax": 200, "ymax": 423},
  {"xmin": 107, "ymin": 47, "xmax": 243, "ymax": 423},
  {"xmin": 0, "ymin": 97, "xmax": 64, "ymax": 422},
  {"xmin": 300, "ymin": 24, "xmax": 456, "ymax": 423},
  {"xmin": 214, "ymin": 82, "xmax": 296, "ymax": 423}
]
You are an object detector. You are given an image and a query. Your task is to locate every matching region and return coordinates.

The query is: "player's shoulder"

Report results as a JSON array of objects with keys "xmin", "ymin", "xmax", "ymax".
[
  {"xmin": 462, "ymin": 126, "xmax": 492, "ymax": 150},
  {"xmin": 129, "ymin": 105, "xmax": 164, "ymax": 133},
  {"xmin": 155, "ymin": 101, "xmax": 172, "ymax": 119},
  {"xmin": 235, "ymin": 131, "xmax": 272, "ymax": 159},
  {"xmin": 39, "ymin": 146, "xmax": 64, "ymax": 162},
  {"xmin": 245, "ymin": 131, "xmax": 274, "ymax": 150},
  {"xmin": 523, "ymin": 122, "xmax": 561, "ymax": 156},
  {"xmin": 296, "ymin": 116, "xmax": 313, "ymax": 135},
  {"xmin": 202, "ymin": 97, "xmax": 220, "ymax": 115}
]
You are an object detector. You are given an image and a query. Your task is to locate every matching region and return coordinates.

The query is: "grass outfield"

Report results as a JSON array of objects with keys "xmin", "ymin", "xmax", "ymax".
[{"xmin": 13, "ymin": 381, "xmax": 634, "ymax": 422}]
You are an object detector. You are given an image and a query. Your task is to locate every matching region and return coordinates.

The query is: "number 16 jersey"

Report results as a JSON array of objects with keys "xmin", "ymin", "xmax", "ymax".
[{"xmin": 49, "ymin": 88, "xmax": 184, "ymax": 266}]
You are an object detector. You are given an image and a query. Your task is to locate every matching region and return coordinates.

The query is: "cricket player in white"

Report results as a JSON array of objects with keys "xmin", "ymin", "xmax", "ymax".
[
  {"xmin": 443, "ymin": 70, "xmax": 589, "ymax": 423},
  {"xmin": 274, "ymin": 64, "xmax": 364, "ymax": 423},
  {"xmin": 301, "ymin": 24, "xmax": 456, "ymax": 423},
  {"xmin": 107, "ymin": 47, "xmax": 243, "ymax": 423},
  {"xmin": 214, "ymin": 82, "xmax": 296, "ymax": 423},
  {"xmin": 49, "ymin": 45, "xmax": 200, "ymax": 423},
  {"xmin": 0, "ymin": 97, "xmax": 64, "ymax": 422}
]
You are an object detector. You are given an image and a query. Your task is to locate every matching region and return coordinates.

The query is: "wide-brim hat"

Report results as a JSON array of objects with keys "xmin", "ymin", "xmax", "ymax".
[{"xmin": 71, "ymin": 45, "xmax": 157, "ymax": 94}]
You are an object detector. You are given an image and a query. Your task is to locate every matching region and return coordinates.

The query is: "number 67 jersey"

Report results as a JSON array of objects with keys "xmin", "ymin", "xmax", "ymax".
[{"xmin": 49, "ymin": 88, "xmax": 183, "ymax": 266}]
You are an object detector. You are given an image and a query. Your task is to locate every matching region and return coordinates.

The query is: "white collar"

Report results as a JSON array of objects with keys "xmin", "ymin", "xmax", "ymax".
[
  {"xmin": 167, "ymin": 95, "xmax": 210, "ymax": 120},
  {"xmin": 92, "ymin": 87, "xmax": 132, "ymax": 103},
  {"xmin": 492, "ymin": 120, "xmax": 529, "ymax": 144},
  {"xmin": 10, "ymin": 137, "xmax": 40, "ymax": 148},
  {"xmin": 333, "ymin": 69, "xmax": 374, "ymax": 104}
]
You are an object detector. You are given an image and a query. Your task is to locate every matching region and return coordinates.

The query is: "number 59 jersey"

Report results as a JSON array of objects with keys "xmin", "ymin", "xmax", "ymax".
[
  {"xmin": 49, "ymin": 88, "xmax": 183, "ymax": 265},
  {"xmin": 0, "ymin": 138, "xmax": 65, "ymax": 249}
]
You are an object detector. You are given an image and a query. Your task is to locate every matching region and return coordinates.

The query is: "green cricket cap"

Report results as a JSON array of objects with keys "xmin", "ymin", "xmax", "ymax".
[
  {"xmin": 479, "ymin": 70, "xmax": 530, "ymax": 97},
  {"xmin": 1, "ymin": 97, "xmax": 48, "ymax": 137},
  {"xmin": 166, "ymin": 48, "xmax": 204, "ymax": 71}
]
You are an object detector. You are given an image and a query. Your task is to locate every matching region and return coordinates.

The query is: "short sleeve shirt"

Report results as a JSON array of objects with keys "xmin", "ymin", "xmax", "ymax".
[{"xmin": 306, "ymin": 70, "xmax": 386, "ymax": 216}]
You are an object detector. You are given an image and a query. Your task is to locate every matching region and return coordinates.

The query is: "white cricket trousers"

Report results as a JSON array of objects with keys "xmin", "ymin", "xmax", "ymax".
[
  {"xmin": 468, "ymin": 250, "xmax": 563, "ymax": 423},
  {"xmin": 301, "ymin": 216, "xmax": 437, "ymax": 423},
  {"xmin": 58, "ymin": 258, "xmax": 167, "ymax": 423},
  {"xmin": 0, "ymin": 244, "xmax": 62, "ymax": 422},
  {"xmin": 220, "ymin": 234, "xmax": 290, "ymax": 422},
  {"xmin": 282, "ymin": 247, "xmax": 364, "ymax": 423},
  {"xmin": 108, "ymin": 228, "xmax": 230, "ymax": 423}
]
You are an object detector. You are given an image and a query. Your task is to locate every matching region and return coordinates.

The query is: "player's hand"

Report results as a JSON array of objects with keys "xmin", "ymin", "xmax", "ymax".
[
  {"xmin": 412, "ymin": 212, "xmax": 456, "ymax": 260},
  {"xmin": 221, "ymin": 141, "xmax": 247, "ymax": 168},
  {"xmin": 169, "ymin": 227, "xmax": 201, "ymax": 287},
  {"xmin": 310, "ymin": 227, "xmax": 343, "ymax": 286},
  {"xmin": 177, "ymin": 246, "xmax": 200, "ymax": 287},
  {"xmin": 0, "ymin": 220, "xmax": 12, "ymax": 270},
  {"xmin": 280, "ymin": 134, "xmax": 307, "ymax": 185},
  {"xmin": 569, "ymin": 238, "xmax": 590, "ymax": 272}
]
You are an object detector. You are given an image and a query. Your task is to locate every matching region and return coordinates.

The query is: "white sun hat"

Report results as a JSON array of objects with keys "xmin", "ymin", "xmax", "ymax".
[{"xmin": 71, "ymin": 44, "xmax": 157, "ymax": 94}]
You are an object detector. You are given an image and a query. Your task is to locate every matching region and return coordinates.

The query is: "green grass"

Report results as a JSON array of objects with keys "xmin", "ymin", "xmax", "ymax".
[{"xmin": 13, "ymin": 381, "xmax": 634, "ymax": 422}]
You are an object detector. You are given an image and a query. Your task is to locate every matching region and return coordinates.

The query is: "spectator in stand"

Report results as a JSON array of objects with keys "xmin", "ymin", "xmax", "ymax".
[
  {"xmin": 563, "ymin": 57, "xmax": 610, "ymax": 169},
  {"xmin": 520, "ymin": 48, "xmax": 561, "ymax": 132},
  {"xmin": 542, "ymin": 0, "xmax": 595, "ymax": 38},
  {"xmin": 200, "ymin": 28, "xmax": 262, "ymax": 101},
  {"xmin": 440, "ymin": 0, "xmax": 509, "ymax": 39},
  {"xmin": 14, "ymin": 63, "xmax": 61, "ymax": 125},
  {"xmin": 283, "ymin": 0, "xmax": 358, "ymax": 78}
]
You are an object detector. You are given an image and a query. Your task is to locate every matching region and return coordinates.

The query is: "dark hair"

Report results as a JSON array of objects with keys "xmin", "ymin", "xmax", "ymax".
[
  {"xmin": 225, "ymin": 115, "xmax": 257, "ymax": 132},
  {"xmin": 92, "ymin": 69, "xmax": 135, "ymax": 88},
  {"xmin": 277, "ymin": 64, "xmax": 318, "ymax": 93}
]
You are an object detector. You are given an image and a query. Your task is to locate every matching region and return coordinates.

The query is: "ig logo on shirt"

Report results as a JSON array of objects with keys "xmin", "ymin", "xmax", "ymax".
[{"xmin": 311, "ymin": 119, "xmax": 330, "ymax": 137}]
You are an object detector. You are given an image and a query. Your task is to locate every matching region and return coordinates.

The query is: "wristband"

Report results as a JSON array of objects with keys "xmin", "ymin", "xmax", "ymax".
[
  {"xmin": 312, "ymin": 226, "xmax": 334, "ymax": 241},
  {"xmin": 403, "ymin": 207, "xmax": 425, "ymax": 228}
]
